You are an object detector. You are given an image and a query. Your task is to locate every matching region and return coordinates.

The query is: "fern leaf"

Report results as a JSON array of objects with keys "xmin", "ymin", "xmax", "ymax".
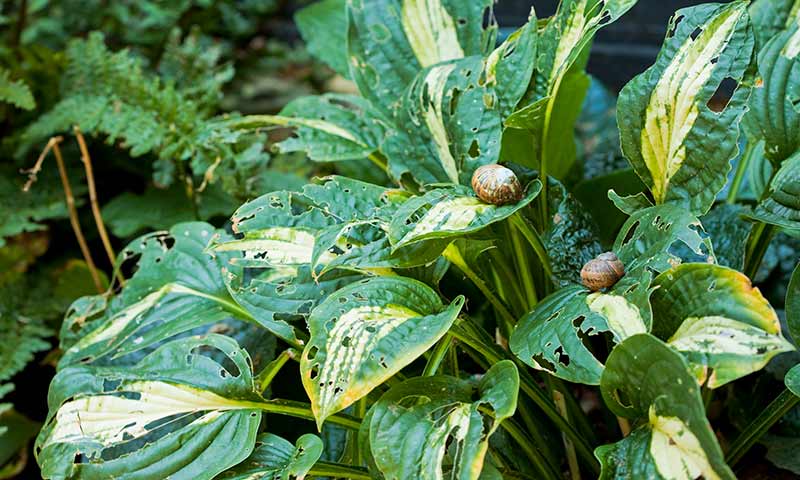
[{"xmin": 0, "ymin": 69, "xmax": 35, "ymax": 110}]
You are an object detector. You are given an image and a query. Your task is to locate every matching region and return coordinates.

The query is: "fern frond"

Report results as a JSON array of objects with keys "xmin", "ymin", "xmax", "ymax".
[
  {"xmin": 0, "ymin": 284, "xmax": 51, "ymax": 383},
  {"xmin": 0, "ymin": 69, "xmax": 35, "ymax": 110}
]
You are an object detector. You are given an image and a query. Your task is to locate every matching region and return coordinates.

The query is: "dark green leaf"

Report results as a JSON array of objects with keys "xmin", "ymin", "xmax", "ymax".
[
  {"xmin": 295, "ymin": 0, "xmax": 350, "ymax": 78},
  {"xmin": 788, "ymin": 263, "xmax": 800, "ymax": 345},
  {"xmin": 701, "ymin": 204, "xmax": 752, "ymax": 270},
  {"xmin": 220, "ymin": 433, "xmax": 322, "ymax": 480},
  {"xmin": 750, "ymin": 151, "xmax": 800, "ymax": 233}
]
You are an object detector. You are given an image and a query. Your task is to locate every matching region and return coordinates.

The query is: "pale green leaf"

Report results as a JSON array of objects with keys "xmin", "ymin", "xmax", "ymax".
[
  {"xmin": 617, "ymin": 2, "xmax": 755, "ymax": 214},
  {"xmin": 296, "ymin": 0, "xmax": 350, "ymax": 78},
  {"xmin": 300, "ymin": 276, "xmax": 464, "ymax": 426}
]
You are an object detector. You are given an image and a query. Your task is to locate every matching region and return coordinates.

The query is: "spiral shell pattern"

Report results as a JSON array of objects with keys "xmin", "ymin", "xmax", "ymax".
[
  {"xmin": 580, "ymin": 252, "xmax": 625, "ymax": 291},
  {"xmin": 471, "ymin": 164, "xmax": 523, "ymax": 205}
]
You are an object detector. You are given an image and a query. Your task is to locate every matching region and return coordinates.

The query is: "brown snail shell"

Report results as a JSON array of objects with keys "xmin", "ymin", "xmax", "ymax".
[
  {"xmin": 471, "ymin": 164, "xmax": 523, "ymax": 205},
  {"xmin": 581, "ymin": 252, "xmax": 625, "ymax": 291}
]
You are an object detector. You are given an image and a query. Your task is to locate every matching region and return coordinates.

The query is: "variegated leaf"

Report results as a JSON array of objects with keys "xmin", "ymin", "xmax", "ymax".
[
  {"xmin": 388, "ymin": 182, "xmax": 541, "ymax": 250},
  {"xmin": 213, "ymin": 94, "xmax": 390, "ymax": 163},
  {"xmin": 651, "ymin": 263, "xmax": 793, "ymax": 388},
  {"xmin": 617, "ymin": 2, "xmax": 755, "ymax": 214},
  {"xmin": 58, "ymin": 223, "xmax": 265, "ymax": 366},
  {"xmin": 362, "ymin": 361, "xmax": 518, "ymax": 480},
  {"xmin": 346, "ymin": 0, "xmax": 495, "ymax": 113},
  {"xmin": 220, "ymin": 433, "xmax": 323, "ymax": 480},
  {"xmin": 37, "ymin": 335, "xmax": 263, "ymax": 480},
  {"xmin": 749, "ymin": 151, "xmax": 800, "ymax": 233},
  {"xmin": 510, "ymin": 278, "xmax": 649, "ymax": 385},
  {"xmin": 597, "ymin": 334, "xmax": 735, "ymax": 480},
  {"xmin": 383, "ymin": 56, "xmax": 503, "ymax": 185},
  {"xmin": 301, "ymin": 276, "xmax": 463, "ymax": 426}
]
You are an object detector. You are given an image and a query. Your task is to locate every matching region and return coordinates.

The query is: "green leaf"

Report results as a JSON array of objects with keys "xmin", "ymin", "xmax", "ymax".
[
  {"xmin": 748, "ymin": 0, "xmax": 800, "ymax": 52},
  {"xmin": 617, "ymin": 2, "xmax": 755, "ymax": 214},
  {"xmin": 59, "ymin": 222, "xmax": 265, "ymax": 365},
  {"xmin": 383, "ymin": 56, "xmax": 504, "ymax": 185},
  {"xmin": 0, "ymin": 282, "xmax": 51, "ymax": 383},
  {"xmin": 749, "ymin": 151, "xmax": 800, "ymax": 233},
  {"xmin": 101, "ymin": 184, "xmax": 237, "ymax": 237},
  {"xmin": 388, "ymin": 182, "xmax": 541, "ymax": 250},
  {"xmin": 651, "ymin": 263, "xmax": 793, "ymax": 387},
  {"xmin": 346, "ymin": 0, "xmax": 495, "ymax": 113},
  {"xmin": 789, "ymin": 263, "xmax": 800, "ymax": 345},
  {"xmin": 700, "ymin": 204, "xmax": 752, "ymax": 270},
  {"xmin": 573, "ymin": 169, "xmax": 647, "ymax": 245},
  {"xmin": 597, "ymin": 334, "xmax": 735, "ymax": 480},
  {"xmin": 220, "ymin": 433, "xmax": 322, "ymax": 480},
  {"xmin": 0, "ymin": 68, "xmax": 35, "ymax": 110},
  {"xmin": 295, "ymin": 0, "xmax": 350, "ymax": 78},
  {"xmin": 37, "ymin": 335, "xmax": 263, "ymax": 480},
  {"xmin": 300, "ymin": 276, "xmax": 464, "ymax": 427},
  {"xmin": 0, "ymin": 402, "xmax": 39, "ymax": 474},
  {"xmin": 742, "ymin": 19, "xmax": 800, "ymax": 165},
  {"xmin": 786, "ymin": 362, "xmax": 800, "ymax": 396},
  {"xmin": 542, "ymin": 178, "xmax": 604, "ymax": 288},
  {"xmin": 363, "ymin": 361, "xmax": 518, "ymax": 480}
]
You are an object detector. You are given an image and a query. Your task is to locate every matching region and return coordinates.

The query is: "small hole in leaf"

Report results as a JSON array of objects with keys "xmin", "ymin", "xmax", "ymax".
[
  {"xmin": 690, "ymin": 27, "xmax": 702, "ymax": 41},
  {"xmin": 707, "ymin": 77, "xmax": 738, "ymax": 113}
]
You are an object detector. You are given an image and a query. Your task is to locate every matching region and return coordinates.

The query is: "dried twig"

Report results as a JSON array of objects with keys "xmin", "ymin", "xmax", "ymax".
[
  {"xmin": 73, "ymin": 126, "xmax": 125, "ymax": 286},
  {"xmin": 22, "ymin": 137, "xmax": 61, "ymax": 191},
  {"xmin": 48, "ymin": 137, "xmax": 105, "ymax": 293}
]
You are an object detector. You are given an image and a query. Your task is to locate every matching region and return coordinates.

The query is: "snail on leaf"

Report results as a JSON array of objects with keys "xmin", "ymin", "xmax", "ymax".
[
  {"xmin": 471, "ymin": 164, "xmax": 523, "ymax": 205},
  {"xmin": 581, "ymin": 252, "xmax": 625, "ymax": 291}
]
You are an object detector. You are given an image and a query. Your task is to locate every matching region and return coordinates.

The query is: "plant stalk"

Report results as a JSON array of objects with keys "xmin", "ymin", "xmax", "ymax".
[
  {"xmin": 495, "ymin": 414, "xmax": 562, "ymax": 480},
  {"xmin": 510, "ymin": 213, "xmax": 554, "ymax": 283},
  {"xmin": 744, "ymin": 223, "xmax": 776, "ymax": 280},
  {"xmin": 508, "ymin": 222, "xmax": 538, "ymax": 309},
  {"xmin": 260, "ymin": 399, "xmax": 361, "ymax": 431},
  {"xmin": 423, "ymin": 333, "xmax": 453, "ymax": 376},
  {"xmin": 553, "ymin": 389, "xmax": 581, "ymax": 480},
  {"xmin": 309, "ymin": 461, "xmax": 372, "ymax": 480},
  {"xmin": 74, "ymin": 126, "xmax": 125, "ymax": 286},
  {"xmin": 727, "ymin": 141, "xmax": 755, "ymax": 205},
  {"xmin": 726, "ymin": 387, "xmax": 799, "ymax": 466},
  {"xmin": 450, "ymin": 320, "xmax": 600, "ymax": 474},
  {"xmin": 255, "ymin": 349, "xmax": 296, "ymax": 393}
]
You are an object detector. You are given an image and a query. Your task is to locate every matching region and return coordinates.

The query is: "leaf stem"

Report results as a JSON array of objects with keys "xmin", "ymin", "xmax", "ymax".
[
  {"xmin": 744, "ymin": 223, "xmax": 776, "ymax": 280},
  {"xmin": 259, "ymin": 399, "xmax": 361, "ymax": 431},
  {"xmin": 442, "ymin": 243, "xmax": 516, "ymax": 331},
  {"xmin": 495, "ymin": 414, "xmax": 562, "ymax": 480},
  {"xmin": 553, "ymin": 389, "xmax": 581, "ymax": 480},
  {"xmin": 508, "ymin": 221, "xmax": 539, "ymax": 309},
  {"xmin": 510, "ymin": 212, "xmax": 554, "ymax": 282},
  {"xmin": 255, "ymin": 349, "xmax": 296, "ymax": 393},
  {"xmin": 423, "ymin": 333, "xmax": 453, "ymax": 376},
  {"xmin": 450, "ymin": 320, "xmax": 600, "ymax": 474},
  {"xmin": 726, "ymin": 387, "xmax": 799, "ymax": 466},
  {"xmin": 727, "ymin": 141, "xmax": 755, "ymax": 205},
  {"xmin": 309, "ymin": 461, "xmax": 372, "ymax": 480}
]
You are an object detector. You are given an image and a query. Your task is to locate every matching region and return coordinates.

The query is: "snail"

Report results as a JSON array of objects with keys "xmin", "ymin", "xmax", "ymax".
[
  {"xmin": 471, "ymin": 164, "xmax": 523, "ymax": 205},
  {"xmin": 580, "ymin": 252, "xmax": 625, "ymax": 291}
]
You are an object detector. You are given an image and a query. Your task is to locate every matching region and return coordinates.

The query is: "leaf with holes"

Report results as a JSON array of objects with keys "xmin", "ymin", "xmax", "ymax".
[
  {"xmin": 388, "ymin": 182, "xmax": 541, "ymax": 251},
  {"xmin": 614, "ymin": 204, "xmax": 715, "ymax": 277},
  {"xmin": 216, "ymin": 94, "xmax": 390, "ymax": 163},
  {"xmin": 651, "ymin": 263, "xmax": 793, "ymax": 388},
  {"xmin": 361, "ymin": 361, "xmax": 518, "ymax": 480},
  {"xmin": 483, "ymin": 10, "xmax": 537, "ymax": 119},
  {"xmin": 700, "ymin": 204, "xmax": 752, "ymax": 270},
  {"xmin": 749, "ymin": 151, "xmax": 800, "ymax": 233},
  {"xmin": 346, "ymin": 0, "xmax": 495, "ymax": 114},
  {"xmin": 58, "ymin": 222, "xmax": 267, "ymax": 366},
  {"xmin": 36, "ymin": 335, "xmax": 263, "ymax": 480},
  {"xmin": 510, "ymin": 279, "xmax": 649, "ymax": 385},
  {"xmin": 220, "ymin": 433, "xmax": 322, "ymax": 480},
  {"xmin": 383, "ymin": 56, "xmax": 504, "ymax": 185},
  {"xmin": 617, "ymin": 2, "xmax": 755, "ymax": 214},
  {"xmin": 742, "ymin": 17, "xmax": 800, "ymax": 165},
  {"xmin": 596, "ymin": 334, "xmax": 735, "ymax": 480},
  {"xmin": 300, "ymin": 276, "xmax": 464, "ymax": 427}
]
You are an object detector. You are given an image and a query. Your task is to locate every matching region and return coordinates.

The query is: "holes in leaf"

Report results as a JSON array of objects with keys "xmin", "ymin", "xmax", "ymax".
[
  {"xmin": 531, "ymin": 353, "xmax": 556, "ymax": 372},
  {"xmin": 707, "ymin": 77, "xmax": 738, "ymax": 113},
  {"xmin": 468, "ymin": 139, "xmax": 481, "ymax": 158},
  {"xmin": 621, "ymin": 221, "xmax": 640, "ymax": 246},
  {"xmin": 306, "ymin": 345, "xmax": 319, "ymax": 361},
  {"xmin": 449, "ymin": 88, "xmax": 462, "ymax": 115},
  {"xmin": 690, "ymin": 27, "xmax": 702, "ymax": 41},
  {"xmin": 666, "ymin": 14, "xmax": 684, "ymax": 38},
  {"xmin": 554, "ymin": 346, "xmax": 570, "ymax": 366},
  {"xmin": 612, "ymin": 388, "xmax": 633, "ymax": 409}
]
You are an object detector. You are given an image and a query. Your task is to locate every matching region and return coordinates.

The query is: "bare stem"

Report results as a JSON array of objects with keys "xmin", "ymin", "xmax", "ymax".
[
  {"xmin": 48, "ymin": 138, "xmax": 104, "ymax": 293},
  {"xmin": 73, "ymin": 126, "xmax": 125, "ymax": 286},
  {"xmin": 22, "ymin": 137, "xmax": 60, "ymax": 191}
]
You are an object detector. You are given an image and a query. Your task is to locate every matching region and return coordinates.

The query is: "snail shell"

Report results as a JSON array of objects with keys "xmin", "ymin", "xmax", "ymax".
[
  {"xmin": 471, "ymin": 165, "xmax": 524, "ymax": 205},
  {"xmin": 580, "ymin": 252, "xmax": 625, "ymax": 291}
]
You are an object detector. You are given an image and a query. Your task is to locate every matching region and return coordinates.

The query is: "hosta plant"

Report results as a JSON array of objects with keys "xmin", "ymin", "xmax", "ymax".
[{"xmin": 33, "ymin": 0, "xmax": 800, "ymax": 479}]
